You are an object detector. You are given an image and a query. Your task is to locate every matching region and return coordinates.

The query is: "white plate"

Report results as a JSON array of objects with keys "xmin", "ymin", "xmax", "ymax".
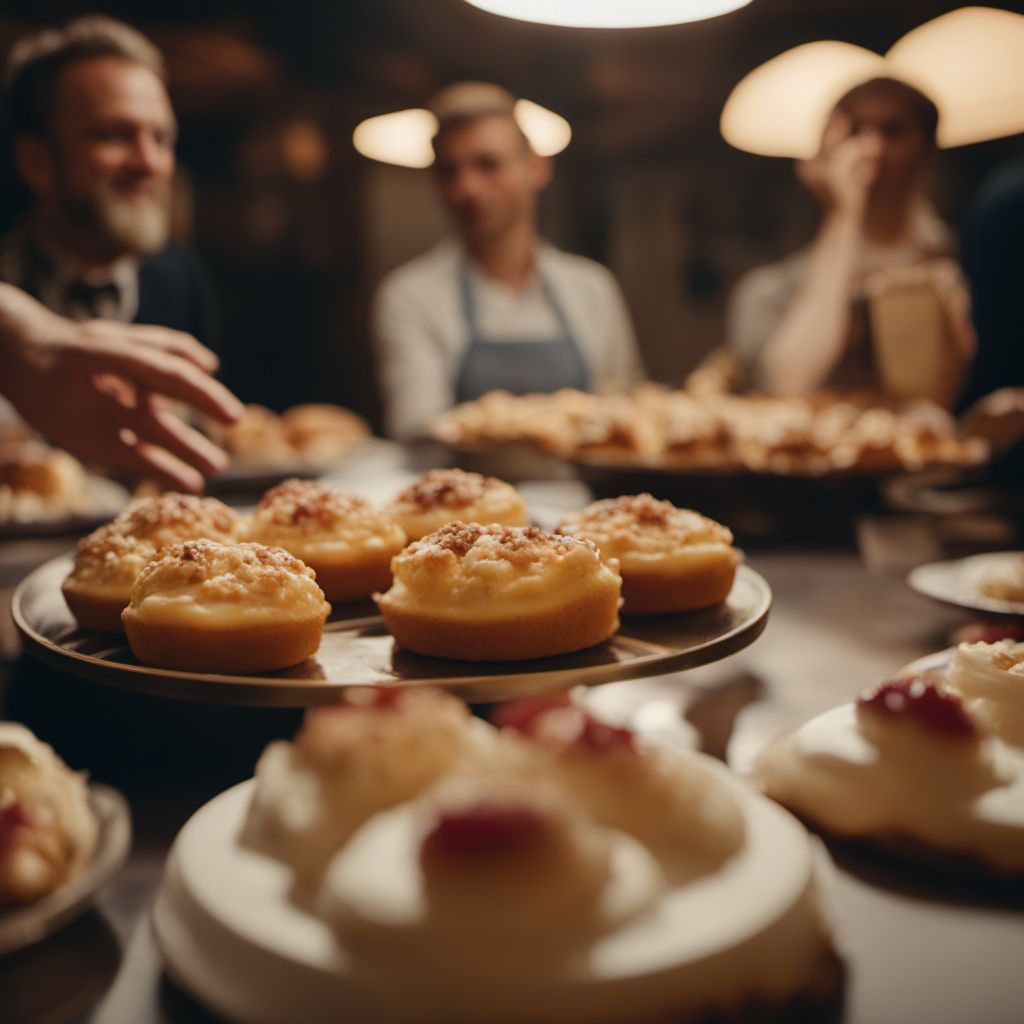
[
  {"xmin": 0, "ymin": 785, "xmax": 131, "ymax": 956},
  {"xmin": 908, "ymin": 552, "xmax": 1024, "ymax": 619}
]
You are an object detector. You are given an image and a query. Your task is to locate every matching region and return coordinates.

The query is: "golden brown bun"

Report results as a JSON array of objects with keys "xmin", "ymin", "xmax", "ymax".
[
  {"xmin": 123, "ymin": 615, "xmax": 325, "ymax": 675},
  {"xmin": 62, "ymin": 493, "xmax": 244, "ymax": 633},
  {"xmin": 377, "ymin": 522, "xmax": 621, "ymax": 661},
  {"xmin": 249, "ymin": 479, "xmax": 406, "ymax": 604},
  {"xmin": 557, "ymin": 495, "xmax": 737, "ymax": 616},
  {"xmin": 619, "ymin": 550, "xmax": 738, "ymax": 615},
  {"xmin": 388, "ymin": 468, "xmax": 528, "ymax": 542},
  {"xmin": 60, "ymin": 586, "xmax": 129, "ymax": 634},
  {"xmin": 122, "ymin": 540, "xmax": 330, "ymax": 674}
]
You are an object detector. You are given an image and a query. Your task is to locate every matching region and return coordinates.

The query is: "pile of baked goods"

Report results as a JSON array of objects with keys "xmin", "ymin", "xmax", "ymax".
[
  {"xmin": 206, "ymin": 403, "xmax": 370, "ymax": 469},
  {"xmin": 0, "ymin": 438, "xmax": 99, "ymax": 527},
  {"xmin": 431, "ymin": 386, "xmax": 988, "ymax": 475},
  {"xmin": 0, "ymin": 724, "xmax": 97, "ymax": 908},
  {"xmin": 157, "ymin": 688, "xmax": 840, "ymax": 1023},
  {"xmin": 60, "ymin": 471, "xmax": 741, "ymax": 675},
  {"xmin": 758, "ymin": 638, "xmax": 1024, "ymax": 877}
]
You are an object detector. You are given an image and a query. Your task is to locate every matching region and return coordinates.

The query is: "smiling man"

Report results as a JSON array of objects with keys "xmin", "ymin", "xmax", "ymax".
[
  {"xmin": 374, "ymin": 82, "xmax": 643, "ymax": 440},
  {"xmin": 0, "ymin": 16, "xmax": 213, "ymax": 342}
]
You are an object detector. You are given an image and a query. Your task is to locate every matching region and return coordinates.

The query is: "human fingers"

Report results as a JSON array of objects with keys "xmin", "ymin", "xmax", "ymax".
[
  {"xmin": 130, "ymin": 391, "xmax": 229, "ymax": 477},
  {"xmin": 81, "ymin": 320, "xmax": 220, "ymax": 373},
  {"xmin": 70, "ymin": 341, "xmax": 243, "ymax": 424}
]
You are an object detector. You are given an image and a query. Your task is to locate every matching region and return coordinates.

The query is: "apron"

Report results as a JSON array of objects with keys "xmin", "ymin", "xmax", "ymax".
[{"xmin": 454, "ymin": 263, "xmax": 590, "ymax": 402}]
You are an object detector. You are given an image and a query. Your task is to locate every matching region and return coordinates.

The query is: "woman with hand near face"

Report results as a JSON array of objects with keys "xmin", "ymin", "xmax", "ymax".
[{"xmin": 727, "ymin": 78, "xmax": 974, "ymax": 403}]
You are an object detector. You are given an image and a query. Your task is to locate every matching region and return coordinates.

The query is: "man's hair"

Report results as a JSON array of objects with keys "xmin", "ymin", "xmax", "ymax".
[
  {"xmin": 2, "ymin": 16, "xmax": 165, "ymax": 140},
  {"xmin": 834, "ymin": 77, "xmax": 939, "ymax": 145},
  {"xmin": 428, "ymin": 81, "xmax": 531, "ymax": 155}
]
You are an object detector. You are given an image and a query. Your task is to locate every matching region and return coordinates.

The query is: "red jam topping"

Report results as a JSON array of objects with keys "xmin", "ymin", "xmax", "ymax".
[
  {"xmin": 498, "ymin": 696, "xmax": 635, "ymax": 754},
  {"xmin": 858, "ymin": 677, "xmax": 976, "ymax": 738},
  {"xmin": 0, "ymin": 801, "xmax": 32, "ymax": 849},
  {"xmin": 420, "ymin": 801, "xmax": 550, "ymax": 863}
]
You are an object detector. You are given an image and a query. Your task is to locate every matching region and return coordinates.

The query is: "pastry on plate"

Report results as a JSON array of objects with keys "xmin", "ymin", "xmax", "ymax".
[
  {"xmin": 249, "ymin": 479, "xmax": 405, "ymax": 603},
  {"xmin": 0, "ymin": 723, "xmax": 97, "ymax": 907},
  {"xmin": 164, "ymin": 689, "xmax": 840, "ymax": 1023},
  {"xmin": 245, "ymin": 687, "xmax": 476, "ymax": 892},
  {"xmin": 759, "ymin": 674, "xmax": 1024, "ymax": 877},
  {"xmin": 945, "ymin": 639, "xmax": 1024, "ymax": 746},
  {"xmin": 62, "ymin": 493, "xmax": 244, "ymax": 632},
  {"xmin": 376, "ymin": 522, "xmax": 622, "ymax": 661},
  {"xmin": 280, "ymin": 404, "xmax": 369, "ymax": 464},
  {"xmin": 557, "ymin": 494, "xmax": 738, "ymax": 615},
  {"xmin": 122, "ymin": 540, "xmax": 330, "ymax": 674},
  {"xmin": 387, "ymin": 469, "xmax": 527, "ymax": 542},
  {"xmin": 0, "ymin": 440, "xmax": 91, "ymax": 525}
]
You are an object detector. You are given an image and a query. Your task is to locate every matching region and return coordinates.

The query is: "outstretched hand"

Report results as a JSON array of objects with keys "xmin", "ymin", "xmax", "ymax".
[{"xmin": 0, "ymin": 284, "xmax": 242, "ymax": 491}]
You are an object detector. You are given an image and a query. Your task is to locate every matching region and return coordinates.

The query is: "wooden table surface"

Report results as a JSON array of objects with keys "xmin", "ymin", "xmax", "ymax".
[{"xmin": 1, "ymin": 448, "xmax": 1022, "ymax": 1024}]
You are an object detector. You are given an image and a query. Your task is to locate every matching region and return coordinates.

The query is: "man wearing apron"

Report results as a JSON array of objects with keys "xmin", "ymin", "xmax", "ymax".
[{"xmin": 374, "ymin": 83, "xmax": 643, "ymax": 441}]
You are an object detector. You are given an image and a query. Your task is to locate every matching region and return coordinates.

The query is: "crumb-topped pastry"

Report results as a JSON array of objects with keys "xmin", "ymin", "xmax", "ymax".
[
  {"xmin": 557, "ymin": 494, "xmax": 738, "ymax": 615},
  {"xmin": 0, "ymin": 724, "xmax": 97, "ymax": 907},
  {"xmin": 946, "ymin": 640, "xmax": 1024, "ymax": 746},
  {"xmin": 164, "ymin": 688, "xmax": 840, "ymax": 1023},
  {"xmin": 245, "ymin": 688, "xmax": 475, "ymax": 892},
  {"xmin": 0, "ymin": 441, "xmax": 91, "ymax": 525},
  {"xmin": 122, "ymin": 540, "xmax": 330, "ymax": 674},
  {"xmin": 62, "ymin": 494, "xmax": 244, "ymax": 633},
  {"xmin": 387, "ymin": 469, "xmax": 527, "ymax": 542},
  {"xmin": 759, "ymin": 676, "xmax": 1024, "ymax": 876},
  {"xmin": 249, "ymin": 480, "xmax": 405, "ymax": 603},
  {"xmin": 377, "ymin": 522, "xmax": 622, "ymax": 661},
  {"xmin": 279, "ymin": 404, "xmax": 369, "ymax": 464}
]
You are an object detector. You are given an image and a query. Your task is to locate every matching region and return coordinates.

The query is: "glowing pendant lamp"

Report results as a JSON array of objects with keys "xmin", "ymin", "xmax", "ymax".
[{"xmin": 463, "ymin": 0, "xmax": 754, "ymax": 30}]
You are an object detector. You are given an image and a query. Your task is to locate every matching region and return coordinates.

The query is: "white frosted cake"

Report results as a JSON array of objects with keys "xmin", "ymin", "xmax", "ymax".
[
  {"xmin": 155, "ymin": 690, "xmax": 840, "ymax": 1023},
  {"xmin": 759, "ymin": 673, "xmax": 1024, "ymax": 876}
]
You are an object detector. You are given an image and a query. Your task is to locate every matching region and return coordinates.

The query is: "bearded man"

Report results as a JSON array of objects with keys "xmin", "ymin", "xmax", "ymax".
[{"xmin": 0, "ymin": 16, "xmax": 214, "ymax": 344}]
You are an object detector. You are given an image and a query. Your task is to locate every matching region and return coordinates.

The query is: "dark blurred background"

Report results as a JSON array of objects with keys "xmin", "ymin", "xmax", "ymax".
[{"xmin": 2, "ymin": 0, "xmax": 1022, "ymax": 430}]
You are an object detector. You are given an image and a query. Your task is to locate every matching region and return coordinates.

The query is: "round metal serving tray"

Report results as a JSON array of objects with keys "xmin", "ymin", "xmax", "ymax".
[{"xmin": 13, "ymin": 554, "xmax": 770, "ymax": 707}]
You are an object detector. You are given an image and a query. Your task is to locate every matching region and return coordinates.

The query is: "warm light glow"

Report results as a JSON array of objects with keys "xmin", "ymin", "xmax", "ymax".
[
  {"xmin": 352, "ymin": 109, "xmax": 438, "ymax": 169},
  {"xmin": 721, "ymin": 42, "xmax": 884, "ymax": 159},
  {"xmin": 886, "ymin": 6, "xmax": 1024, "ymax": 149},
  {"xmin": 513, "ymin": 99, "xmax": 572, "ymax": 156},
  {"xmin": 353, "ymin": 101, "xmax": 572, "ymax": 167},
  {"xmin": 721, "ymin": 6, "xmax": 1024, "ymax": 158},
  {"xmin": 463, "ymin": 0, "xmax": 753, "ymax": 29}
]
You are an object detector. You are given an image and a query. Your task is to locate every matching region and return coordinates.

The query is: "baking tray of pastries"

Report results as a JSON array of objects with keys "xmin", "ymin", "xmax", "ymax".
[
  {"xmin": 203, "ymin": 403, "xmax": 371, "ymax": 496},
  {"xmin": 12, "ymin": 552, "xmax": 770, "ymax": 707}
]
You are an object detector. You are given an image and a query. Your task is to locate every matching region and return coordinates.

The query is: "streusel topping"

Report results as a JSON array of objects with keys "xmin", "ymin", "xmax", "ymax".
[{"xmin": 129, "ymin": 540, "xmax": 327, "ymax": 611}]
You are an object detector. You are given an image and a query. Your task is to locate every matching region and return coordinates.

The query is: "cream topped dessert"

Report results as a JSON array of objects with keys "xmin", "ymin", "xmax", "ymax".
[
  {"xmin": 245, "ymin": 687, "xmax": 476, "ymax": 892},
  {"xmin": 946, "ymin": 640, "xmax": 1024, "ymax": 746},
  {"xmin": 759, "ymin": 676, "xmax": 1024, "ymax": 875},
  {"xmin": 122, "ymin": 540, "xmax": 330, "ymax": 674},
  {"xmin": 185, "ymin": 687, "xmax": 840, "ymax": 1023},
  {"xmin": 388, "ymin": 468, "xmax": 528, "ymax": 542},
  {"xmin": 318, "ymin": 778, "xmax": 663, "ymax": 973},
  {"xmin": 62, "ymin": 493, "xmax": 245, "ymax": 632},
  {"xmin": 498, "ymin": 697, "xmax": 745, "ymax": 878},
  {"xmin": 377, "ymin": 522, "xmax": 622, "ymax": 661},
  {"xmin": 557, "ymin": 494, "xmax": 738, "ymax": 615},
  {"xmin": 249, "ymin": 479, "xmax": 406, "ymax": 603},
  {"xmin": 0, "ymin": 724, "xmax": 97, "ymax": 907}
]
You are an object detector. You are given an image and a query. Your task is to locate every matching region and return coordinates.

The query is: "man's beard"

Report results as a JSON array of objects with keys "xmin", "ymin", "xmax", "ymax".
[{"xmin": 58, "ymin": 177, "xmax": 171, "ymax": 260}]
